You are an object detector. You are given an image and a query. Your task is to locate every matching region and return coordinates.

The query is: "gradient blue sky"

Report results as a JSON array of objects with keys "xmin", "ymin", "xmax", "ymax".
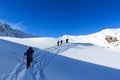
[{"xmin": 0, "ymin": 0, "xmax": 120, "ymax": 37}]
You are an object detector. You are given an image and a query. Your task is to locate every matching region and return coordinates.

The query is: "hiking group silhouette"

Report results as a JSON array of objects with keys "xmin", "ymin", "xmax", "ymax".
[{"xmin": 57, "ymin": 39, "xmax": 69, "ymax": 46}]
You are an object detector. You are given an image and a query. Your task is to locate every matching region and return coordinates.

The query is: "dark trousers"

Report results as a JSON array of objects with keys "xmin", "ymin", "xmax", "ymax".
[{"xmin": 26, "ymin": 58, "xmax": 31, "ymax": 69}]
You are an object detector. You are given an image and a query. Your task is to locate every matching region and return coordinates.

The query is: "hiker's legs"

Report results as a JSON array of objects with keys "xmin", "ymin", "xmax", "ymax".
[
  {"xmin": 26, "ymin": 58, "xmax": 31, "ymax": 69},
  {"xmin": 30, "ymin": 57, "xmax": 33, "ymax": 62}
]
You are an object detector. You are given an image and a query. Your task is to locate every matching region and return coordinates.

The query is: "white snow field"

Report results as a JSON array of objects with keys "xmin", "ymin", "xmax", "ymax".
[{"xmin": 0, "ymin": 28, "xmax": 120, "ymax": 80}]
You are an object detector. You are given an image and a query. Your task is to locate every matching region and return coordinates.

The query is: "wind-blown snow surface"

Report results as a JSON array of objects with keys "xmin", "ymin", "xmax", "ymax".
[{"xmin": 0, "ymin": 31, "xmax": 120, "ymax": 80}]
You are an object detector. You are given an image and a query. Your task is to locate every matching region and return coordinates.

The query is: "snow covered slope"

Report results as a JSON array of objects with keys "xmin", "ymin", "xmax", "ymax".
[
  {"xmin": 0, "ymin": 36, "xmax": 120, "ymax": 80},
  {"xmin": 0, "ymin": 37, "xmax": 58, "ymax": 49},
  {"xmin": 0, "ymin": 22, "xmax": 37, "ymax": 38},
  {"xmin": 0, "ymin": 39, "xmax": 37, "ymax": 80},
  {"xmin": 61, "ymin": 28, "xmax": 120, "ymax": 49},
  {"xmin": 0, "ymin": 28, "xmax": 120, "ymax": 80},
  {"xmin": 44, "ymin": 43, "xmax": 120, "ymax": 80}
]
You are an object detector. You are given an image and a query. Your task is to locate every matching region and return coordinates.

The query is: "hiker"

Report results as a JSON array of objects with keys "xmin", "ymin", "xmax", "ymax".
[
  {"xmin": 25, "ymin": 47, "xmax": 34, "ymax": 69},
  {"xmin": 66, "ymin": 39, "xmax": 69, "ymax": 43},
  {"xmin": 57, "ymin": 41, "xmax": 60, "ymax": 46},
  {"xmin": 60, "ymin": 40, "xmax": 63, "ymax": 45}
]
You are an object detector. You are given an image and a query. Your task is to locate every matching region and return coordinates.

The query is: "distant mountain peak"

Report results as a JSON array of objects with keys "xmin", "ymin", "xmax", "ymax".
[
  {"xmin": 0, "ymin": 22, "xmax": 38, "ymax": 38},
  {"xmin": 61, "ymin": 28, "xmax": 120, "ymax": 49}
]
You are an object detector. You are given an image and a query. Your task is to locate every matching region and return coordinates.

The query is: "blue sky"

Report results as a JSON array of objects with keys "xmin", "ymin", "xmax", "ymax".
[{"xmin": 0, "ymin": 0, "xmax": 120, "ymax": 37}]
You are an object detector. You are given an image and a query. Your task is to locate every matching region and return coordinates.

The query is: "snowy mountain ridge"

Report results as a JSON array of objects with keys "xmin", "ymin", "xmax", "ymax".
[
  {"xmin": 0, "ymin": 22, "xmax": 120, "ymax": 49},
  {"xmin": 61, "ymin": 28, "xmax": 120, "ymax": 49},
  {"xmin": 0, "ymin": 22, "xmax": 37, "ymax": 38}
]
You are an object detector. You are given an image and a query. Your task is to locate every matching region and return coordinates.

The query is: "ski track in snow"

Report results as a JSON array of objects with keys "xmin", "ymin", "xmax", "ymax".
[
  {"xmin": 7, "ymin": 62, "xmax": 26, "ymax": 80},
  {"xmin": 32, "ymin": 43, "xmax": 79, "ymax": 80},
  {"xmin": 7, "ymin": 43, "xmax": 78, "ymax": 80},
  {"xmin": 7, "ymin": 50, "xmax": 40, "ymax": 80}
]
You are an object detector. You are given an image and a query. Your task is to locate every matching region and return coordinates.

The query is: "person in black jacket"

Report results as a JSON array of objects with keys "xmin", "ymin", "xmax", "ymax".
[
  {"xmin": 25, "ymin": 47, "xmax": 34, "ymax": 69},
  {"xmin": 66, "ymin": 39, "xmax": 69, "ymax": 43},
  {"xmin": 60, "ymin": 40, "xmax": 63, "ymax": 45},
  {"xmin": 57, "ymin": 41, "xmax": 60, "ymax": 46}
]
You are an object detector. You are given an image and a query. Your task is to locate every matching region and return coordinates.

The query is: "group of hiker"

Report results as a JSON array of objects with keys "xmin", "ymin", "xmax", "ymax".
[
  {"xmin": 24, "ymin": 38, "xmax": 69, "ymax": 69},
  {"xmin": 57, "ymin": 39, "xmax": 69, "ymax": 46}
]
